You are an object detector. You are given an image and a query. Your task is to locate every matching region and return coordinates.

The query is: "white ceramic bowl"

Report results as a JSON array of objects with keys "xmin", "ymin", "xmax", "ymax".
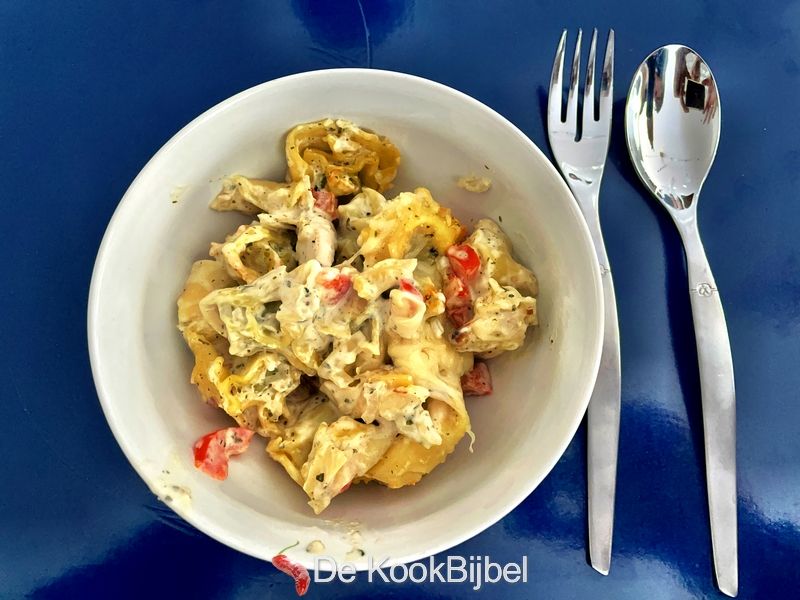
[{"xmin": 88, "ymin": 69, "xmax": 603, "ymax": 570}]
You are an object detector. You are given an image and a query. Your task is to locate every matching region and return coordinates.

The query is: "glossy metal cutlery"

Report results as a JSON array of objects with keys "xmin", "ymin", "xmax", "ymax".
[
  {"xmin": 625, "ymin": 45, "xmax": 737, "ymax": 597},
  {"xmin": 547, "ymin": 28, "xmax": 620, "ymax": 576}
]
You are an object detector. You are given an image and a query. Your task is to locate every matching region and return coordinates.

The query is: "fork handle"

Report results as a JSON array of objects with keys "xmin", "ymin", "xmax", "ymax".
[
  {"xmin": 583, "ymin": 212, "xmax": 622, "ymax": 576},
  {"xmin": 678, "ymin": 219, "xmax": 738, "ymax": 597}
]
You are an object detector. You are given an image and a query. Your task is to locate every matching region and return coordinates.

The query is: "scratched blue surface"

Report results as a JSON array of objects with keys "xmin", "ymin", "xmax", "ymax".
[{"xmin": 1, "ymin": 1, "xmax": 798, "ymax": 598}]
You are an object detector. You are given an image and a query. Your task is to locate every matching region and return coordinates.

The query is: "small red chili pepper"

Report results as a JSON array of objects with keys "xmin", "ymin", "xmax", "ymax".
[{"xmin": 272, "ymin": 541, "xmax": 310, "ymax": 596}]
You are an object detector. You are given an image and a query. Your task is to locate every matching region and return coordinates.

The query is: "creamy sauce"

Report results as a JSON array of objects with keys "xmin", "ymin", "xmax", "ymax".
[
  {"xmin": 457, "ymin": 175, "xmax": 492, "ymax": 193},
  {"xmin": 153, "ymin": 478, "xmax": 192, "ymax": 512},
  {"xmin": 306, "ymin": 539, "xmax": 326, "ymax": 554},
  {"xmin": 345, "ymin": 547, "xmax": 366, "ymax": 561},
  {"xmin": 170, "ymin": 185, "xmax": 188, "ymax": 204}
]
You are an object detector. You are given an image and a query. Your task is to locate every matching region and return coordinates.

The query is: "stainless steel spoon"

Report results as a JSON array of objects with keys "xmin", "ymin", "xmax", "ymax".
[{"xmin": 625, "ymin": 45, "xmax": 737, "ymax": 597}]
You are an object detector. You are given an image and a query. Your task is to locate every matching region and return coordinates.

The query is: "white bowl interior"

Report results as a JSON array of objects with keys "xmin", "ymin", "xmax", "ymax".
[{"xmin": 88, "ymin": 69, "xmax": 602, "ymax": 569}]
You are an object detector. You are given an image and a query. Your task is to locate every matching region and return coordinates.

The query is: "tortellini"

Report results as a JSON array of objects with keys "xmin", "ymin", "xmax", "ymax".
[
  {"xmin": 286, "ymin": 119, "xmax": 401, "ymax": 195},
  {"xmin": 178, "ymin": 120, "xmax": 538, "ymax": 513}
]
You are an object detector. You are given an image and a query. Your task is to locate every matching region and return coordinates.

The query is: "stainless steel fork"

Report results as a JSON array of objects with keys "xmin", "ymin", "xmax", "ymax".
[{"xmin": 547, "ymin": 29, "xmax": 620, "ymax": 575}]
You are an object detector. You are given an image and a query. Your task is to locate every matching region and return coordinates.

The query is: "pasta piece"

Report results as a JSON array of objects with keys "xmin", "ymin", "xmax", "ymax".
[
  {"xmin": 210, "ymin": 222, "xmax": 297, "ymax": 283},
  {"xmin": 212, "ymin": 176, "xmax": 337, "ymax": 267},
  {"xmin": 181, "ymin": 329, "xmax": 230, "ymax": 408},
  {"xmin": 357, "ymin": 316, "xmax": 473, "ymax": 487},
  {"xmin": 388, "ymin": 317, "xmax": 473, "ymax": 408},
  {"xmin": 266, "ymin": 393, "xmax": 342, "ymax": 486},
  {"xmin": 320, "ymin": 369, "xmax": 441, "ymax": 448},
  {"xmin": 177, "ymin": 260, "xmax": 238, "ymax": 406},
  {"xmin": 199, "ymin": 266, "xmax": 289, "ymax": 359},
  {"xmin": 316, "ymin": 319, "xmax": 385, "ymax": 388},
  {"xmin": 178, "ymin": 259, "xmax": 237, "ymax": 337},
  {"xmin": 200, "ymin": 261, "xmax": 368, "ymax": 373},
  {"xmin": 209, "ymin": 351, "xmax": 301, "ymax": 430},
  {"xmin": 178, "ymin": 261, "xmax": 306, "ymax": 437},
  {"xmin": 337, "ymin": 188, "xmax": 387, "ymax": 261},
  {"xmin": 356, "ymin": 188, "xmax": 466, "ymax": 267},
  {"xmin": 300, "ymin": 417, "xmax": 396, "ymax": 514},
  {"xmin": 286, "ymin": 119, "xmax": 401, "ymax": 195},
  {"xmin": 360, "ymin": 398, "xmax": 467, "ymax": 488},
  {"xmin": 210, "ymin": 176, "xmax": 288, "ymax": 215},
  {"xmin": 352, "ymin": 258, "xmax": 417, "ymax": 301},
  {"xmin": 466, "ymin": 219, "xmax": 538, "ymax": 296},
  {"xmin": 451, "ymin": 278, "xmax": 537, "ymax": 357}
]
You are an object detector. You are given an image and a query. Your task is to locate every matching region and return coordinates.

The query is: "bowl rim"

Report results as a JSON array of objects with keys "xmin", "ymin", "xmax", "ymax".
[{"xmin": 87, "ymin": 67, "xmax": 604, "ymax": 569}]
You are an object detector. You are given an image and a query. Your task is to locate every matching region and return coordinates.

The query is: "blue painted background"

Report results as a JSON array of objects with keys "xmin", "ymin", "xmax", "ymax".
[{"xmin": 1, "ymin": 1, "xmax": 798, "ymax": 598}]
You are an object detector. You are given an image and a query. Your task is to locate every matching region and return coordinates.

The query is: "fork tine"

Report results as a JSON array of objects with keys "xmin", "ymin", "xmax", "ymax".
[
  {"xmin": 583, "ymin": 28, "xmax": 598, "ymax": 130},
  {"xmin": 548, "ymin": 30, "xmax": 567, "ymax": 128},
  {"xmin": 566, "ymin": 29, "xmax": 582, "ymax": 134},
  {"xmin": 599, "ymin": 29, "xmax": 614, "ymax": 125}
]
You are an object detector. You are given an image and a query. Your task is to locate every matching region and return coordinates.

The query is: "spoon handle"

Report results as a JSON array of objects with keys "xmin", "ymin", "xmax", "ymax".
[{"xmin": 679, "ymin": 219, "xmax": 738, "ymax": 597}]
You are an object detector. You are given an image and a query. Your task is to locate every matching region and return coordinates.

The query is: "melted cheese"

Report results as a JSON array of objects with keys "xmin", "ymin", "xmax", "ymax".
[
  {"xmin": 301, "ymin": 417, "xmax": 395, "ymax": 513},
  {"xmin": 177, "ymin": 119, "xmax": 540, "ymax": 514},
  {"xmin": 356, "ymin": 188, "xmax": 465, "ymax": 267}
]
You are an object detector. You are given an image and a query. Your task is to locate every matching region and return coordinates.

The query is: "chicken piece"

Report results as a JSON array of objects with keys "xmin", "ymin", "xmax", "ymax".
[
  {"xmin": 386, "ymin": 280, "xmax": 426, "ymax": 339},
  {"xmin": 295, "ymin": 210, "xmax": 336, "ymax": 267}
]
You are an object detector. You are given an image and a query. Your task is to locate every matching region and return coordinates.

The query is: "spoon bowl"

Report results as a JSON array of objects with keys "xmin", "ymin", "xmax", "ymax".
[{"xmin": 625, "ymin": 45, "xmax": 720, "ymax": 212}]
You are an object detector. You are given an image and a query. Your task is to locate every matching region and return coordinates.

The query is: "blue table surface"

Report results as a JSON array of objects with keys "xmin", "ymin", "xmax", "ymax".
[{"xmin": 2, "ymin": 1, "xmax": 798, "ymax": 598}]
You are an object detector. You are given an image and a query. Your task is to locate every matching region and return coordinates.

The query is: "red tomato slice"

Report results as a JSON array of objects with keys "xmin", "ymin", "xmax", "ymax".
[
  {"xmin": 318, "ymin": 273, "xmax": 352, "ymax": 304},
  {"xmin": 312, "ymin": 189, "xmax": 338, "ymax": 219},
  {"xmin": 193, "ymin": 427, "xmax": 254, "ymax": 480},
  {"xmin": 446, "ymin": 244, "xmax": 481, "ymax": 282},
  {"xmin": 399, "ymin": 278, "xmax": 422, "ymax": 297},
  {"xmin": 461, "ymin": 362, "xmax": 493, "ymax": 396}
]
